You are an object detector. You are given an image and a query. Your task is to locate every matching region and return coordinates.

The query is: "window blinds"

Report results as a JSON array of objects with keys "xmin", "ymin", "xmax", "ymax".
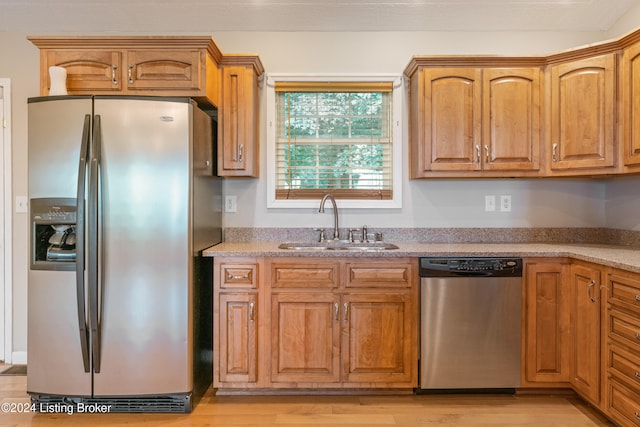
[{"xmin": 274, "ymin": 81, "xmax": 393, "ymax": 200}]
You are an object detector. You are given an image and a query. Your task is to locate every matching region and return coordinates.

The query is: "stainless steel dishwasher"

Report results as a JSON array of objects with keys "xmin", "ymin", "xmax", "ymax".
[{"xmin": 418, "ymin": 257, "xmax": 522, "ymax": 391}]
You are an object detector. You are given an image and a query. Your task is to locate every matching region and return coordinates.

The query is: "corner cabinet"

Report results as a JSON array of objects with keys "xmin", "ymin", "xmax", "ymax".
[
  {"xmin": 621, "ymin": 41, "xmax": 640, "ymax": 167},
  {"xmin": 569, "ymin": 261, "xmax": 603, "ymax": 406},
  {"xmin": 28, "ymin": 36, "xmax": 223, "ymax": 107},
  {"xmin": 218, "ymin": 57, "xmax": 264, "ymax": 177},
  {"xmin": 548, "ymin": 54, "xmax": 616, "ymax": 174},
  {"xmin": 405, "ymin": 60, "xmax": 542, "ymax": 178}
]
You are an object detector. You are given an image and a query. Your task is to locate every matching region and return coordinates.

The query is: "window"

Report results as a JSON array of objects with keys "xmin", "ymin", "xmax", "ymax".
[{"xmin": 266, "ymin": 75, "xmax": 402, "ymax": 209}]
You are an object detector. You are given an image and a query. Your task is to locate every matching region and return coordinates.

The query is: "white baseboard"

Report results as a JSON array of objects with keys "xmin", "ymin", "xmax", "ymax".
[{"xmin": 11, "ymin": 351, "xmax": 26, "ymax": 365}]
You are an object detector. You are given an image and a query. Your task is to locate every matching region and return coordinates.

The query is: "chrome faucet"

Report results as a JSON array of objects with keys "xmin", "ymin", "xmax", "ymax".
[{"xmin": 319, "ymin": 194, "xmax": 340, "ymax": 240}]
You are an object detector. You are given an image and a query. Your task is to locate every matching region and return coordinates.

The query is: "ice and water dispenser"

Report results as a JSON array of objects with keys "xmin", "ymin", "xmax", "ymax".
[{"xmin": 31, "ymin": 198, "xmax": 77, "ymax": 270}]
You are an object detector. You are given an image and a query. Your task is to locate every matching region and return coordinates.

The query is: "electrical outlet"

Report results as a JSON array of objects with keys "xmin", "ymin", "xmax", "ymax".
[
  {"xmin": 16, "ymin": 196, "xmax": 28, "ymax": 213},
  {"xmin": 500, "ymin": 195, "xmax": 512, "ymax": 212},
  {"xmin": 485, "ymin": 195, "xmax": 496, "ymax": 212},
  {"xmin": 224, "ymin": 195, "xmax": 237, "ymax": 213}
]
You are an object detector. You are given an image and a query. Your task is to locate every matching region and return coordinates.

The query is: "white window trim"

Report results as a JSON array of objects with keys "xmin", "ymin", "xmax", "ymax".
[{"xmin": 266, "ymin": 73, "xmax": 403, "ymax": 209}]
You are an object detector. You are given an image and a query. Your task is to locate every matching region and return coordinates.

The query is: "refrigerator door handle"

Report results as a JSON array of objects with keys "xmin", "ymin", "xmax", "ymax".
[
  {"xmin": 89, "ymin": 114, "xmax": 102, "ymax": 374},
  {"xmin": 76, "ymin": 114, "xmax": 91, "ymax": 373}
]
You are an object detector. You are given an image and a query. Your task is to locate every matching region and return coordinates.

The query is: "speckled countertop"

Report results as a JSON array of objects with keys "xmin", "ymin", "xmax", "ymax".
[{"xmin": 203, "ymin": 241, "xmax": 640, "ymax": 273}]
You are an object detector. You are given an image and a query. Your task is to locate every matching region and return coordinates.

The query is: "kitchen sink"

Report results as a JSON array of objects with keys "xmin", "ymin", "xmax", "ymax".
[{"xmin": 278, "ymin": 242, "xmax": 399, "ymax": 252}]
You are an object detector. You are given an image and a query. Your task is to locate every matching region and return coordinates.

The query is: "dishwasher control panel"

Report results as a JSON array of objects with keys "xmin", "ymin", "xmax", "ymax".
[{"xmin": 419, "ymin": 257, "xmax": 522, "ymax": 277}]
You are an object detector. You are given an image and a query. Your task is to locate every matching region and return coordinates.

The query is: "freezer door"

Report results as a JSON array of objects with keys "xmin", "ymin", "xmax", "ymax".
[
  {"xmin": 27, "ymin": 97, "xmax": 93, "ymax": 396},
  {"xmin": 92, "ymin": 98, "xmax": 193, "ymax": 396}
]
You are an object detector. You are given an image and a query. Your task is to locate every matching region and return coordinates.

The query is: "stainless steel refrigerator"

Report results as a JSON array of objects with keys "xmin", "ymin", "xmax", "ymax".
[{"xmin": 27, "ymin": 96, "xmax": 222, "ymax": 413}]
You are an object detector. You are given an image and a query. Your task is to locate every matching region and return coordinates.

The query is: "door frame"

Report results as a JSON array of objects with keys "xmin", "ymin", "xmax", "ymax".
[{"xmin": 0, "ymin": 78, "xmax": 13, "ymax": 363}]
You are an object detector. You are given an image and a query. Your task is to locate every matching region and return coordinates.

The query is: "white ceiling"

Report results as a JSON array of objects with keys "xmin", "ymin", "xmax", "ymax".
[{"xmin": 0, "ymin": 0, "xmax": 637, "ymax": 33}]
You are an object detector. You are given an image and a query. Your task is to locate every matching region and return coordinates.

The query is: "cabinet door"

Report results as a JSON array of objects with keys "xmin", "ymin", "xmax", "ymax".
[
  {"xmin": 621, "ymin": 42, "xmax": 640, "ymax": 166},
  {"xmin": 483, "ymin": 68, "xmax": 541, "ymax": 171},
  {"xmin": 218, "ymin": 293, "xmax": 257, "ymax": 384},
  {"xmin": 550, "ymin": 54, "xmax": 615, "ymax": 171},
  {"xmin": 126, "ymin": 50, "xmax": 203, "ymax": 91},
  {"xmin": 524, "ymin": 261, "xmax": 570, "ymax": 384},
  {"xmin": 341, "ymin": 293, "xmax": 416, "ymax": 385},
  {"xmin": 570, "ymin": 262, "xmax": 602, "ymax": 405},
  {"xmin": 219, "ymin": 65, "xmax": 260, "ymax": 177},
  {"xmin": 44, "ymin": 50, "xmax": 122, "ymax": 94},
  {"xmin": 421, "ymin": 68, "xmax": 482, "ymax": 172},
  {"xmin": 271, "ymin": 293, "xmax": 341, "ymax": 384}
]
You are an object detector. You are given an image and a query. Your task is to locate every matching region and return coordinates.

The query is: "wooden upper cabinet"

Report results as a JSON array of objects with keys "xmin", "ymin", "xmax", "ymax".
[
  {"xmin": 28, "ymin": 36, "xmax": 223, "ymax": 107},
  {"xmin": 621, "ymin": 41, "xmax": 640, "ymax": 167},
  {"xmin": 407, "ymin": 63, "xmax": 542, "ymax": 177},
  {"xmin": 483, "ymin": 68, "xmax": 541, "ymax": 172},
  {"xmin": 419, "ymin": 68, "xmax": 482, "ymax": 173},
  {"xmin": 125, "ymin": 50, "xmax": 203, "ymax": 91},
  {"xmin": 43, "ymin": 50, "xmax": 122, "ymax": 92},
  {"xmin": 218, "ymin": 58, "xmax": 264, "ymax": 177},
  {"xmin": 549, "ymin": 54, "xmax": 616, "ymax": 173}
]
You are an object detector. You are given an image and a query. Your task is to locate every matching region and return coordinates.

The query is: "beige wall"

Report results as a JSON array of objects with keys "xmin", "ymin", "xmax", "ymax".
[{"xmin": 0, "ymin": 25, "xmax": 636, "ymax": 356}]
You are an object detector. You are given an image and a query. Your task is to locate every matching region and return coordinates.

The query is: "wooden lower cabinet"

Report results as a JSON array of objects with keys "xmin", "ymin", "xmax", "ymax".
[
  {"xmin": 214, "ymin": 256, "xmax": 418, "ymax": 391},
  {"xmin": 341, "ymin": 293, "xmax": 414, "ymax": 385},
  {"xmin": 569, "ymin": 261, "xmax": 603, "ymax": 406},
  {"xmin": 214, "ymin": 257, "xmax": 262, "ymax": 389},
  {"xmin": 605, "ymin": 269, "xmax": 640, "ymax": 426},
  {"xmin": 270, "ymin": 292, "xmax": 341, "ymax": 384},
  {"xmin": 218, "ymin": 292, "xmax": 257, "ymax": 384},
  {"xmin": 523, "ymin": 259, "xmax": 571, "ymax": 385}
]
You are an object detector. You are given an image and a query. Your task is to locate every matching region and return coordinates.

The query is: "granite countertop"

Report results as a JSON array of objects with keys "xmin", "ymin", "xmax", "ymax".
[{"xmin": 203, "ymin": 241, "xmax": 640, "ymax": 273}]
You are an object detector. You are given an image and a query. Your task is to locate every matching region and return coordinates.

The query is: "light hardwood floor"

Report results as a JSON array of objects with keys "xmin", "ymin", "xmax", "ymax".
[{"xmin": 0, "ymin": 369, "xmax": 614, "ymax": 426}]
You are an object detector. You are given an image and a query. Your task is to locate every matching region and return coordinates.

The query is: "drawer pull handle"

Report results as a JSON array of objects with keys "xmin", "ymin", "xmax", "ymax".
[
  {"xmin": 344, "ymin": 302, "xmax": 349, "ymax": 321},
  {"xmin": 587, "ymin": 280, "xmax": 596, "ymax": 303},
  {"xmin": 636, "ymin": 332, "xmax": 640, "ymax": 341},
  {"xmin": 635, "ymin": 411, "xmax": 640, "ymax": 421},
  {"xmin": 635, "ymin": 372, "xmax": 640, "ymax": 380},
  {"xmin": 552, "ymin": 143, "xmax": 558, "ymax": 162},
  {"xmin": 249, "ymin": 302, "xmax": 255, "ymax": 322},
  {"xmin": 475, "ymin": 145, "xmax": 481, "ymax": 163},
  {"xmin": 227, "ymin": 273, "xmax": 249, "ymax": 280},
  {"xmin": 635, "ymin": 295, "xmax": 640, "ymax": 302},
  {"xmin": 111, "ymin": 65, "xmax": 118, "ymax": 85},
  {"xmin": 128, "ymin": 64, "xmax": 134, "ymax": 84},
  {"xmin": 334, "ymin": 303, "xmax": 339, "ymax": 321}
]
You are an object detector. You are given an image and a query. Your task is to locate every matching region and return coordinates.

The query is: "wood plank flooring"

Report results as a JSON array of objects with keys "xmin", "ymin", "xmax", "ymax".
[{"xmin": 0, "ymin": 369, "xmax": 615, "ymax": 426}]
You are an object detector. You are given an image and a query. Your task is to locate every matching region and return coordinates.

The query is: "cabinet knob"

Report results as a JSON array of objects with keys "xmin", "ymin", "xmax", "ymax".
[{"xmin": 635, "ymin": 294, "xmax": 640, "ymax": 302}]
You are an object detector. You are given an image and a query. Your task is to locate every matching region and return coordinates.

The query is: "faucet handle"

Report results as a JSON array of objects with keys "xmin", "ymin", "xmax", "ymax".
[
  {"xmin": 348, "ymin": 228, "xmax": 360, "ymax": 243},
  {"xmin": 314, "ymin": 228, "xmax": 326, "ymax": 242}
]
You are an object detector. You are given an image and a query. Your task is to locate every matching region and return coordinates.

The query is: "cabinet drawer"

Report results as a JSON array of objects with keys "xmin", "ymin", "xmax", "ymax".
[
  {"xmin": 610, "ymin": 308, "xmax": 640, "ymax": 352},
  {"xmin": 271, "ymin": 261, "xmax": 339, "ymax": 289},
  {"xmin": 346, "ymin": 261, "xmax": 415, "ymax": 288},
  {"xmin": 609, "ymin": 273, "xmax": 640, "ymax": 313},
  {"xmin": 607, "ymin": 379, "xmax": 640, "ymax": 427},
  {"xmin": 609, "ymin": 345, "xmax": 640, "ymax": 392},
  {"xmin": 220, "ymin": 263, "xmax": 258, "ymax": 289},
  {"xmin": 609, "ymin": 308, "xmax": 640, "ymax": 351}
]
